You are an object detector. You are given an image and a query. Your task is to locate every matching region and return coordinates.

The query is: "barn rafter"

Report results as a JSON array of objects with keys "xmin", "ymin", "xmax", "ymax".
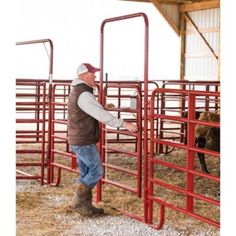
[{"xmin": 120, "ymin": 0, "xmax": 219, "ymax": 35}]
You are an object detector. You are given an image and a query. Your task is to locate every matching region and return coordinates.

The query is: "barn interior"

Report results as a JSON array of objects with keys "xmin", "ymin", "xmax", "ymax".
[{"xmin": 15, "ymin": 1, "xmax": 221, "ymax": 235}]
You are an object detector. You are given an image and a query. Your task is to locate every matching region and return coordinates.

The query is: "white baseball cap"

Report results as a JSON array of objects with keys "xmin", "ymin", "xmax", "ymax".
[{"xmin": 76, "ymin": 63, "xmax": 100, "ymax": 76}]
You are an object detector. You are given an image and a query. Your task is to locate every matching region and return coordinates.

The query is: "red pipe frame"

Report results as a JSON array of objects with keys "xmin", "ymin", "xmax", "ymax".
[
  {"xmin": 16, "ymin": 39, "xmax": 54, "ymax": 184},
  {"xmin": 16, "ymin": 81, "xmax": 47, "ymax": 185},
  {"xmin": 98, "ymin": 12, "xmax": 149, "ymax": 223},
  {"xmin": 101, "ymin": 83, "xmax": 143, "ymax": 197},
  {"xmin": 149, "ymin": 88, "xmax": 220, "ymax": 228}
]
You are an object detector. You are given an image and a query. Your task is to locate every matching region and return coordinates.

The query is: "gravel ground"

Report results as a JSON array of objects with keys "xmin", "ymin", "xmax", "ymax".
[
  {"xmin": 16, "ymin": 180, "xmax": 220, "ymax": 236},
  {"xmin": 62, "ymin": 215, "xmax": 182, "ymax": 236},
  {"xmin": 60, "ymin": 215, "xmax": 220, "ymax": 236}
]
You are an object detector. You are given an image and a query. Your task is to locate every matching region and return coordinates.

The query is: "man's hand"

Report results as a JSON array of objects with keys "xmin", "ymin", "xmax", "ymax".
[
  {"xmin": 123, "ymin": 122, "xmax": 138, "ymax": 132},
  {"xmin": 106, "ymin": 103, "xmax": 116, "ymax": 109}
]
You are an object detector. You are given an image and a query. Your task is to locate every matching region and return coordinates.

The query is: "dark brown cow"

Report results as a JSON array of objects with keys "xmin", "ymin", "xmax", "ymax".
[{"xmin": 183, "ymin": 111, "xmax": 220, "ymax": 173}]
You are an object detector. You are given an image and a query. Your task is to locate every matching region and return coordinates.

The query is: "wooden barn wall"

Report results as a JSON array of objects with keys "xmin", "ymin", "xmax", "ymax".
[{"xmin": 184, "ymin": 8, "xmax": 220, "ymax": 81}]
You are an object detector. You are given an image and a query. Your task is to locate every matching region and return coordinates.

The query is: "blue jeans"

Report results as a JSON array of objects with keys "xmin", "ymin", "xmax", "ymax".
[{"xmin": 71, "ymin": 144, "xmax": 104, "ymax": 188}]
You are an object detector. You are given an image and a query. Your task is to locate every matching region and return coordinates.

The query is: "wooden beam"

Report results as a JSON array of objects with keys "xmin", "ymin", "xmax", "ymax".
[
  {"xmin": 184, "ymin": 52, "xmax": 219, "ymax": 58},
  {"xmin": 119, "ymin": 0, "xmax": 180, "ymax": 34},
  {"xmin": 159, "ymin": 0, "xmax": 182, "ymax": 4},
  {"xmin": 150, "ymin": 0, "xmax": 180, "ymax": 35},
  {"xmin": 162, "ymin": 0, "xmax": 200, "ymax": 4},
  {"xmin": 186, "ymin": 27, "xmax": 219, "ymax": 35},
  {"xmin": 180, "ymin": 12, "xmax": 186, "ymax": 80},
  {"xmin": 184, "ymin": 12, "xmax": 218, "ymax": 61},
  {"xmin": 180, "ymin": 0, "xmax": 220, "ymax": 12}
]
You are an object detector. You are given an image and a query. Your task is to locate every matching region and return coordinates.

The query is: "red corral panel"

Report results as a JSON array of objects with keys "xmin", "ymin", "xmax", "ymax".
[
  {"xmin": 148, "ymin": 88, "xmax": 220, "ymax": 228},
  {"xmin": 16, "ymin": 80, "xmax": 47, "ymax": 185}
]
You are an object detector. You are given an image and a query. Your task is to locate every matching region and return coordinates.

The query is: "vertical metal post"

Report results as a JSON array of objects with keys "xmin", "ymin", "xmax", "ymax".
[
  {"xmin": 186, "ymin": 93, "xmax": 196, "ymax": 212},
  {"xmin": 142, "ymin": 14, "xmax": 149, "ymax": 224},
  {"xmin": 40, "ymin": 82, "xmax": 46, "ymax": 185},
  {"xmin": 148, "ymin": 88, "xmax": 155, "ymax": 224},
  {"xmin": 49, "ymin": 84, "xmax": 55, "ymax": 183},
  {"xmin": 46, "ymin": 40, "xmax": 54, "ymax": 184},
  {"xmin": 205, "ymin": 85, "xmax": 210, "ymax": 111},
  {"xmin": 36, "ymin": 83, "xmax": 40, "ymax": 142}
]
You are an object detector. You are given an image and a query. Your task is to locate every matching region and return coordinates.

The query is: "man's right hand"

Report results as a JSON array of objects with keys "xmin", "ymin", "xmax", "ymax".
[{"xmin": 123, "ymin": 122, "xmax": 138, "ymax": 133}]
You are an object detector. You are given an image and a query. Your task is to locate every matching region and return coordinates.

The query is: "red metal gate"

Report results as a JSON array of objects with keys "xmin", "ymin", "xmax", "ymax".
[
  {"xmin": 97, "ymin": 12, "xmax": 150, "ymax": 222},
  {"xmin": 16, "ymin": 39, "xmax": 54, "ymax": 184},
  {"xmin": 157, "ymin": 80, "xmax": 220, "ymax": 155},
  {"xmin": 98, "ymin": 82, "xmax": 142, "ymax": 195},
  {"xmin": 49, "ymin": 82, "xmax": 80, "ymax": 186},
  {"xmin": 16, "ymin": 80, "xmax": 47, "ymax": 184},
  {"xmin": 148, "ymin": 88, "xmax": 220, "ymax": 228}
]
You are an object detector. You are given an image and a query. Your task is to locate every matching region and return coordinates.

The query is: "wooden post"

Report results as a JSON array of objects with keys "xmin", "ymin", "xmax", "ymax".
[{"xmin": 180, "ymin": 12, "xmax": 186, "ymax": 81}]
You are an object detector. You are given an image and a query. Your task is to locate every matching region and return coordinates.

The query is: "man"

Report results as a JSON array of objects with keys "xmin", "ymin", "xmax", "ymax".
[{"xmin": 67, "ymin": 63, "xmax": 138, "ymax": 216}]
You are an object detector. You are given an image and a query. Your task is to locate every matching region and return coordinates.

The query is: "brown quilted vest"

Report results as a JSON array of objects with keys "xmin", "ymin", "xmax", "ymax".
[{"xmin": 67, "ymin": 83, "xmax": 99, "ymax": 146}]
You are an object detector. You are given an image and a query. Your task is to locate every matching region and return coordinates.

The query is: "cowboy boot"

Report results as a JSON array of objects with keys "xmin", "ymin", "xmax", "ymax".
[
  {"xmin": 71, "ymin": 183, "xmax": 94, "ymax": 217},
  {"xmin": 86, "ymin": 188, "xmax": 104, "ymax": 214}
]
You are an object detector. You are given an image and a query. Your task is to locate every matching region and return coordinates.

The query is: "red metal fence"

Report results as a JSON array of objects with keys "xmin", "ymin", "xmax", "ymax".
[
  {"xmin": 16, "ymin": 80, "xmax": 47, "ymax": 185},
  {"xmin": 16, "ymin": 79, "xmax": 220, "ymax": 228},
  {"xmin": 16, "ymin": 39, "xmax": 54, "ymax": 184},
  {"xmin": 100, "ymin": 83, "xmax": 143, "ymax": 197},
  {"xmin": 148, "ymin": 88, "xmax": 220, "ymax": 228},
  {"xmin": 156, "ymin": 80, "xmax": 220, "ymax": 155},
  {"xmin": 49, "ymin": 83, "xmax": 73, "ymax": 186}
]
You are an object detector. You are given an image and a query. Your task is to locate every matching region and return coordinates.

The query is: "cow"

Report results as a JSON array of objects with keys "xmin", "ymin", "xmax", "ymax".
[{"xmin": 183, "ymin": 111, "xmax": 220, "ymax": 173}]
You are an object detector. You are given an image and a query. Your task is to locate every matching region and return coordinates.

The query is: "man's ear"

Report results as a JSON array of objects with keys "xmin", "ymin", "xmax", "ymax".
[
  {"xmin": 80, "ymin": 73, "xmax": 86, "ymax": 80},
  {"xmin": 83, "ymin": 73, "xmax": 89, "ymax": 79}
]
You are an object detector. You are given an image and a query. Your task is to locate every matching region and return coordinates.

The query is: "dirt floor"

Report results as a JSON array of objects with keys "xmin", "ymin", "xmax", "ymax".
[{"xmin": 16, "ymin": 144, "xmax": 220, "ymax": 236}]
